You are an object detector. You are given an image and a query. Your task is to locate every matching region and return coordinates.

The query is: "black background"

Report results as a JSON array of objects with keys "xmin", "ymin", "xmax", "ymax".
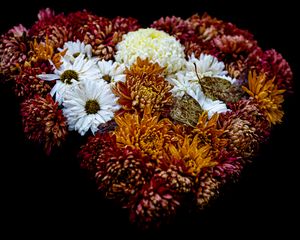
[{"xmin": 1, "ymin": 0, "xmax": 299, "ymax": 238}]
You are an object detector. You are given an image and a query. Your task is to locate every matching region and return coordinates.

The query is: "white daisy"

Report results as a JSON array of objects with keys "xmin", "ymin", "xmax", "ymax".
[
  {"xmin": 186, "ymin": 53, "xmax": 228, "ymax": 79},
  {"xmin": 38, "ymin": 54, "xmax": 100, "ymax": 104},
  {"xmin": 97, "ymin": 59, "xmax": 126, "ymax": 86},
  {"xmin": 63, "ymin": 79, "xmax": 120, "ymax": 136},
  {"xmin": 58, "ymin": 40, "xmax": 93, "ymax": 63}
]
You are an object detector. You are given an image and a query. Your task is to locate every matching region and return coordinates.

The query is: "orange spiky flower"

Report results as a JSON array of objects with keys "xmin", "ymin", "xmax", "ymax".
[
  {"xmin": 114, "ymin": 106, "xmax": 183, "ymax": 162},
  {"xmin": 168, "ymin": 135, "xmax": 216, "ymax": 177},
  {"xmin": 242, "ymin": 71, "xmax": 285, "ymax": 125},
  {"xmin": 28, "ymin": 36, "xmax": 66, "ymax": 68},
  {"xmin": 192, "ymin": 112, "xmax": 228, "ymax": 158},
  {"xmin": 113, "ymin": 57, "xmax": 173, "ymax": 115}
]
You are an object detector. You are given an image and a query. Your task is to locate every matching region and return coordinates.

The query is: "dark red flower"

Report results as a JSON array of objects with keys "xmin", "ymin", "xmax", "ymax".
[
  {"xmin": 74, "ymin": 17, "xmax": 121, "ymax": 60},
  {"xmin": 95, "ymin": 145, "xmax": 155, "ymax": 205},
  {"xmin": 151, "ymin": 16, "xmax": 196, "ymax": 43},
  {"xmin": 195, "ymin": 168, "xmax": 222, "ymax": 209},
  {"xmin": 21, "ymin": 94, "xmax": 68, "ymax": 155},
  {"xmin": 112, "ymin": 16, "xmax": 140, "ymax": 33},
  {"xmin": 212, "ymin": 35, "xmax": 262, "ymax": 78},
  {"xmin": 0, "ymin": 24, "xmax": 29, "ymax": 80},
  {"xmin": 15, "ymin": 63, "xmax": 54, "ymax": 100},
  {"xmin": 66, "ymin": 10, "xmax": 99, "ymax": 36},
  {"xmin": 257, "ymin": 49, "xmax": 293, "ymax": 94},
  {"xmin": 183, "ymin": 39, "xmax": 213, "ymax": 58},
  {"xmin": 213, "ymin": 150, "xmax": 247, "ymax": 180},
  {"xmin": 129, "ymin": 176, "xmax": 180, "ymax": 229},
  {"xmin": 226, "ymin": 98, "xmax": 271, "ymax": 142},
  {"xmin": 188, "ymin": 13, "xmax": 254, "ymax": 41},
  {"xmin": 72, "ymin": 15, "xmax": 140, "ymax": 60},
  {"xmin": 79, "ymin": 133, "xmax": 116, "ymax": 178},
  {"xmin": 29, "ymin": 8, "xmax": 69, "ymax": 49}
]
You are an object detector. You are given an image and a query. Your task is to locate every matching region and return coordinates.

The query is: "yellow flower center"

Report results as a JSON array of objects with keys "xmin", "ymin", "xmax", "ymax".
[
  {"xmin": 60, "ymin": 70, "xmax": 79, "ymax": 84},
  {"xmin": 103, "ymin": 74, "xmax": 112, "ymax": 83},
  {"xmin": 73, "ymin": 52, "xmax": 80, "ymax": 58},
  {"xmin": 85, "ymin": 100, "xmax": 100, "ymax": 114}
]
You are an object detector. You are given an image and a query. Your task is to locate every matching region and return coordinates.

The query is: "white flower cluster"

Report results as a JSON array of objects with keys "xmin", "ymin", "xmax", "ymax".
[
  {"xmin": 38, "ymin": 40, "xmax": 125, "ymax": 136},
  {"xmin": 168, "ymin": 53, "xmax": 237, "ymax": 117},
  {"xmin": 38, "ymin": 29, "xmax": 238, "ymax": 135}
]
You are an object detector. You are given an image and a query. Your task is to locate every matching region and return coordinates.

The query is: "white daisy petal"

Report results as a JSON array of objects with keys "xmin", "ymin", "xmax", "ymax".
[
  {"xmin": 187, "ymin": 53, "xmax": 227, "ymax": 78},
  {"xmin": 73, "ymin": 54, "xmax": 85, "ymax": 70},
  {"xmin": 38, "ymin": 74, "xmax": 59, "ymax": 81},
  {"xmin": 85, "ymin": 44, "xmax": 93, "ymax": 59}
]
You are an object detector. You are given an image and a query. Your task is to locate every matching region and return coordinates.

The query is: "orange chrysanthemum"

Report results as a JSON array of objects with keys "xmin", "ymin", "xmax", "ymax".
[
  {"xmin": 113, "ymin": 57, "xmax": 173, "ymax": 115},
  {"xmin": 242, "ymin": 71, "xmax": 285, "ymax": 125},
  {"xmin": 27, "ymin": 36, "xmax": 66, "ymax": 68},
  {"xmin": 168, "ymin": 135, "xmax": 216, "ymax": 177},
  {"xmin": 192, "ymin": 112, "xmax": 228, "ymax": 157},
  {"xmin": 114, "ymin": 107, "xmax": 183, "ymax": 162}
]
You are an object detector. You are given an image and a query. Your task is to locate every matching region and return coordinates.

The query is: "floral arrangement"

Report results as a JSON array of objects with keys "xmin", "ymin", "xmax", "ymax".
[{"xmin": 0, "ymin": 8, "xmax": 293, "ymax": 229}]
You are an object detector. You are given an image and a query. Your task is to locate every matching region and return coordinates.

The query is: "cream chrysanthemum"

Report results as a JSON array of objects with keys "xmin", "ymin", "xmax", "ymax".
[
  {"xmin": 38, "ymin": 54, "xmax": 100, "ymax": 104},
  {"xmin": 58, "ymin": 40, "xmax": 93, "ymax": 63},
  {"xmin": 97, "ymin": 59, "xmax": 126, "ymax": 86},
  {"xmin": 115, "ymin": 28, "xmax": 186, "ymax": 75},
  {"xmin": 63, "ymin": 79, "xmax": 120, "ymax": 136}
]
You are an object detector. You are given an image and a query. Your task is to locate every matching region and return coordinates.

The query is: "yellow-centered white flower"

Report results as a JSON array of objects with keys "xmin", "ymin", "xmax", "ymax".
[
  {"xmin": 97, "ymin": 59, "xmax": 126, "ymax": 87},
  {"xmin": 58, "ymin": 40, "xmax": 93, "ymax": 63},
  {"xmin": 63, "ymin": 79, "xmax": 120, "ymax": 136},
  {"xmin": 38, "ymin": 53, "xmax": 100, "ymax": 104}
]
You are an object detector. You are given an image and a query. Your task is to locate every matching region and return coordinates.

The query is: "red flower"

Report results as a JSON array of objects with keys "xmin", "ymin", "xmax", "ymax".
[
  {"xmin": 79, "ymin": 133, "xmax": 117, "ymax": 176},
  {"xmin": 21, "ymin": 94, "xmax": 67, "ymax": 155},
  {"xmin": 29, "ymin": 8, "xmax": 69, "ymax": 49},
  {"xmin": 66, "ymin": 10, "xmax": 99, "ymax": 36},
  {"xmin": 258, "ymin": 49, "xmax": 293, "ymax": 94},
  {"xmin": 95, "ymin": 144, "xmax": 155, "ymax": 205},
  {"xmin": 129, "ymin": 176, "xmax": 180, "ymax": 229},
  {"xmin": 151, "ymin": 16, "xmax": 196, "ymax": 43},
  {"xmin": 0, "ymin": 25, "xmax": 29, "ymax": 79},
  {"xmin": 112, "ymin": 16, "xmax": 140, "ymax": 33},
  {"xmin": 15, "ymin": 63, "xmax": 54, "ymax": 100}
]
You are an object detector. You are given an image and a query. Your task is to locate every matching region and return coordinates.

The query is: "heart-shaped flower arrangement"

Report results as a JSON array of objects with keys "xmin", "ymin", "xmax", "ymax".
[{"xmin": 0, "ymin": 8, "xmax": 293, "ymax": 229}]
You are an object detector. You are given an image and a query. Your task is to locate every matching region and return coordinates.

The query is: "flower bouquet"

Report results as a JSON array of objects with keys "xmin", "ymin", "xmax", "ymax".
[{"xmin": 0, "ymin": 8, "xmax": 293, "ymax": 229}]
